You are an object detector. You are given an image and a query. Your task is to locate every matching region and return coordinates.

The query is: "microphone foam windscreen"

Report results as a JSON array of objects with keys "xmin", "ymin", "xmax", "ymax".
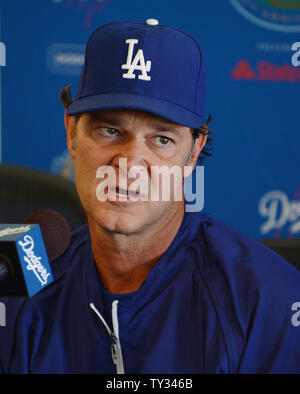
[{"xmin": 22, "ymin": 209, "xmax": 71, "ymax": 261}]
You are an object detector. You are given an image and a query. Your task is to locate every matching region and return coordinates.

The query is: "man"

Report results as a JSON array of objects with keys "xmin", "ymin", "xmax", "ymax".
[{"xmin": 6, "ymin": 19, "xmax": 300, "ymax": 373}]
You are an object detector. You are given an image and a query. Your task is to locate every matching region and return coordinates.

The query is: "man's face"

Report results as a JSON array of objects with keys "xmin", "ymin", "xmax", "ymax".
[{"xmin": 66, "ymin": 109, "xmax": 204, "ymax": 236}]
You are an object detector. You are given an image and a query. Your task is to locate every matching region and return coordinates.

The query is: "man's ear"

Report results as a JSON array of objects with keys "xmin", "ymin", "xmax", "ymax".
[
  {"xmin": 64, "ymin": 112, "xmax": 77, "ymax": 159},
  {"xmin": 185, "ymin": 134, "xmax": 207, "ymax": 177}
]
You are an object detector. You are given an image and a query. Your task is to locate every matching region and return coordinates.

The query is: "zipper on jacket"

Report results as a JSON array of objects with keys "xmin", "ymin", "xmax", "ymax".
[
  {"xmin": 110, "ymin": 332, "xmax": 123, "ymax": 373},
  {"xmin": 90, "ymin": 301, "xmax": 125, "ymax": 374}
]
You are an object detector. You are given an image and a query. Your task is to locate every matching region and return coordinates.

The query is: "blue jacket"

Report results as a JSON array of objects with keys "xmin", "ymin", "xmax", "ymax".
[{"xmin": 3, "ymin": 212, "xmax": 300, "ymax": 373}]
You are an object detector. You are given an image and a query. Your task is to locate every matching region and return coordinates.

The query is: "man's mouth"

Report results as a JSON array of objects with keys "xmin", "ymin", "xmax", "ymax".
[
  {"xmin": 115, "ymin": 187, "xmax": 139, "ymax": 197},
  {"xmin": 106, "ymin": 186, "xmax": 146, "ymax": 202}
]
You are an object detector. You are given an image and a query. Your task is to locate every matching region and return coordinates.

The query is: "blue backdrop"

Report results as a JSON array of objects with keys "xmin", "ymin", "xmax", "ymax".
[{"xmin": 1, "ymin": 0, "xmax": 300, "ymax": 240}]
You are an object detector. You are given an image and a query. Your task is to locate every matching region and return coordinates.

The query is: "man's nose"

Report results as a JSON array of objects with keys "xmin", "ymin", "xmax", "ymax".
[{"xmin": 112, "ymin": 138, "xmax": 148, "ymax": 172}]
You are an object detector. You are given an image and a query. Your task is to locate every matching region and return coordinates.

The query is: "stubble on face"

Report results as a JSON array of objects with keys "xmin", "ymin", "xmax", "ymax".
[{"xmin": 70, "ymin": 109, "xmax": 198, "ymax": 240}]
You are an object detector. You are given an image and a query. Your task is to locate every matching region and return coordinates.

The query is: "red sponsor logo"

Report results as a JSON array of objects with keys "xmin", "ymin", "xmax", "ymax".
[
  {"xmin": 232, "ymin": 60, "xmax": 300, "ymax": 82},
  {"xmin": 57, "ymin": 0, "xmax": 111, "ymax": 28}
]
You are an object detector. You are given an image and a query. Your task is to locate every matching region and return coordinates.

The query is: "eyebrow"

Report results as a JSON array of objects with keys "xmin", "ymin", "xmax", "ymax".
[
  {"xmin": 149, "ymin": 121, "xmax": 183, "ymax": 134},
  {"xmin": 88, "ymin": 114, "xmax": 123, "ymax": 127},
  {"xmin": 88, "ymin": 114, "xmax": 184, "ymax": 135}
]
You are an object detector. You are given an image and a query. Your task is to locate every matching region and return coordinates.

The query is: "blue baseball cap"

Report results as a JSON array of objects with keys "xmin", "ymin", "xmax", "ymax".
[{"xmin": 67, "ymin": 19, "xmax": 206, "ymax": 129}]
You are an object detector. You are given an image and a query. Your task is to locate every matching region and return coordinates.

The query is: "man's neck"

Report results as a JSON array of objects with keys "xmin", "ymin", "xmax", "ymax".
[{"xmin": 88, "ymin": 206, "xmax": 184, "ymax": 294}]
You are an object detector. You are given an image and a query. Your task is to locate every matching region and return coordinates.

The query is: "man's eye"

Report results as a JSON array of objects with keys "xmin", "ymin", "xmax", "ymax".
[
  {"xmin": 155, "ymin": 136, "xmax": 172, "ymax": 146},
  {"xmin": 99, "ymin": 127, "xmax": 119, "ymax": 136}
]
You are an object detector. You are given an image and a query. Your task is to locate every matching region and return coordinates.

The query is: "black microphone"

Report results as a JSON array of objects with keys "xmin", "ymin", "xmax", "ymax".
[
  {"xmin": 0, "ymin": 258, "xmax": 10, "ymax": 282},
  {"xmin": 22, "ymin": 209, "xmax": 71, "ymax": 261},
  {"xmin": 0, "ymin": 210, "xmax": 71, "ymax": 297}
]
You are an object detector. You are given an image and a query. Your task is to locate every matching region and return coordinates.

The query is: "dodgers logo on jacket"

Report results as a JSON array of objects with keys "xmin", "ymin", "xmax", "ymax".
[{"xmin": 122, "ymin": 39, "xmax": 151, "ymax": 81}]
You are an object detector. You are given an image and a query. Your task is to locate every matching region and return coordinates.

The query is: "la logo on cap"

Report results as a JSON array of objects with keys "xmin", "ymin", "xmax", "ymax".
[{"xmin": 122, "ymin": 39, "xmax": 151, "ymax": 81}]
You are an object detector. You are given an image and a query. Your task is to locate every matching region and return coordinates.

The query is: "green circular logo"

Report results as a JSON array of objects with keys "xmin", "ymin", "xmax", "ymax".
[{"xmin": 230, "ymin": 0, "xmax": 300, "ymax": 32}]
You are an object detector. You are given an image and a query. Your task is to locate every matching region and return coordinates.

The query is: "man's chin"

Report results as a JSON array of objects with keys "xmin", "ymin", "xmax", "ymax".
[{"xmin": 88, "ymin": 209, "xmax": 145, "ymax": 236}]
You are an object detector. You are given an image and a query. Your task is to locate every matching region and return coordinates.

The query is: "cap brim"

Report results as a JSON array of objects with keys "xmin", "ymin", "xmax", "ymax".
[{"xmin": 67, "ymin": 93, "xmax": 205, "ymax": 129}]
